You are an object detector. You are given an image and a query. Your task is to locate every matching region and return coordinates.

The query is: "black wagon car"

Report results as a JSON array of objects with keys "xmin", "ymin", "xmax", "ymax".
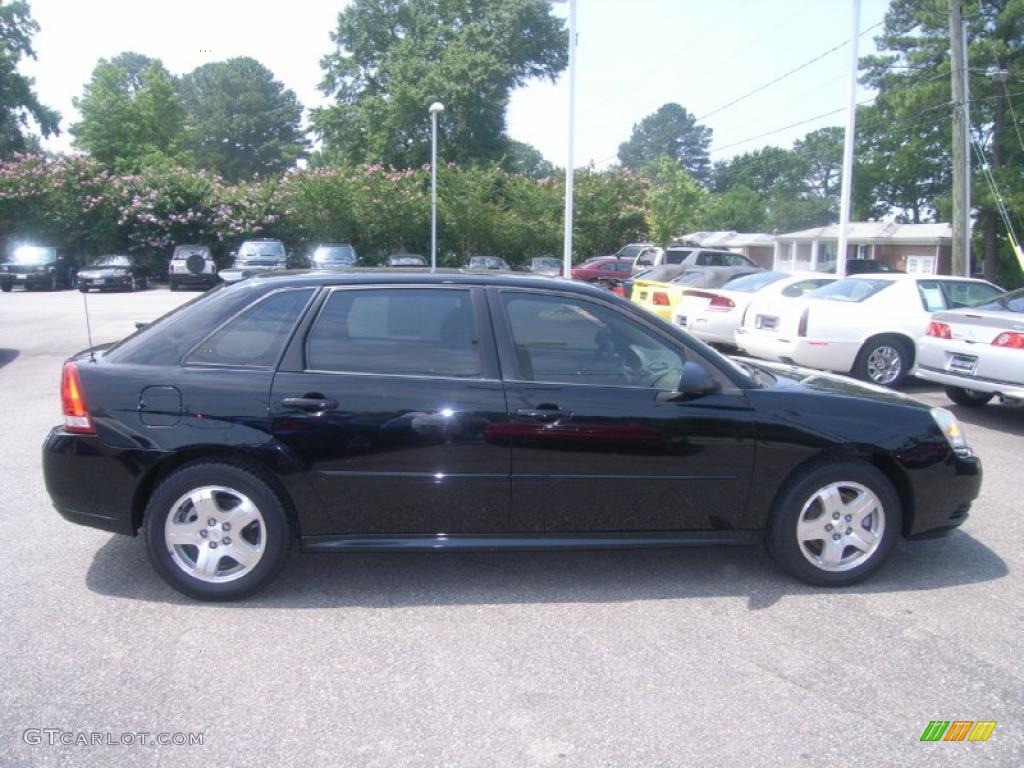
[
  {"xmin": 43, "ymin": 271, "xmax": 982, "ymax": 600},
  {"xmin": 1, "ymin": 245, "xmax": 76, "ymax": 291},
  {"xmin": 77, "ymin": 254, "xmax": 149, "ymax": 292}
]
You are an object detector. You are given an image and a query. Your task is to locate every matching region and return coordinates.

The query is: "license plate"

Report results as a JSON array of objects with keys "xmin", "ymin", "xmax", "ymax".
[
  {"xmin": 755, "ymin": 315, "xmax": 777, "ymax": 330},
  {"xmin": 15, "ymin": 273, "xmax": 27, "ymax": 280},
  {"xmin": 94, "ymin": 278, "xmax": 106, "ymax": 285},
  {"xmin": 639, "ymin": 291, "xmax": 648, "ymax": 300},
  {"xmin": 676, "ymin": 316, "xmax": 687, "ymax": 327},
  {"xmin": 948, "ymin": 353, "xmax": 978, "ymax": 375}
]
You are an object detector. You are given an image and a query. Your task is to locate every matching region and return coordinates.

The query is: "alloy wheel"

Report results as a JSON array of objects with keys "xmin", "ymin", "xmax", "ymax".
[
  {"xmin": 164, "ymin": 485, "xmax": 266, "ymax": 583},
  {"xmin": 796, "ymin": 481, "xmax": 885, "ymax": 572},
  {"xmin": 865, "ymin": 345, "xmax": 902, "ymax": 386}
]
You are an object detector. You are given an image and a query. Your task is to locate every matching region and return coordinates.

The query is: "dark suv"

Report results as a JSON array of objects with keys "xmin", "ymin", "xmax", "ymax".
[
  {"xmin": 43, "ymin": 271, "xmax": 981, "ymax": 600},
  {"xmin": 0, "ymin": 246, "xmax": 75, "ymax": 292}
]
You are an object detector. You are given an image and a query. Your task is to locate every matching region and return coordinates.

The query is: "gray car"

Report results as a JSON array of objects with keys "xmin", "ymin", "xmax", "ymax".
[{"xmin": 915, "ymin": 286, "xmax": 1024, "ymax": 407}]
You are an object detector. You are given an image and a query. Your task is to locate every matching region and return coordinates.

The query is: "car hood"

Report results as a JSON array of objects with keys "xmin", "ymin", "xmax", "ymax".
[{"xmin": 737, "ymin": 357, "xmax": 929, "ymax": 410}]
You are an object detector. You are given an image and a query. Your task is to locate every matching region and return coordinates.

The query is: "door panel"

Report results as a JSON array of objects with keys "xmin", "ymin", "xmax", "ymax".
[
  {"xmin": 491, "ymin": 289, "xmax": 755, "ymax": 532},
  {"xmin": 271, "ymin": 285, "xmax": 510, "ymax": 534}
]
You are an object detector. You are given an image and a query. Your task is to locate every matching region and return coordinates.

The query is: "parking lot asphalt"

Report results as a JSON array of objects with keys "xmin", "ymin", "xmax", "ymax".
[{"xmin": 1, "ymin": 286, "xmax": 1021, "ymax": 768}]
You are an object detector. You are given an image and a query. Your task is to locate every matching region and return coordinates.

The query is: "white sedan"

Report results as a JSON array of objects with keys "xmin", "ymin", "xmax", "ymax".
[
  {"xmin": 734, "ymin": 274, "xmax": 1004, "ymax": 387},
  {"xmin": 674, "ymin": 271, "xmax": 835, "ymax": 346},
  {"xmin": 915, "ymin": 286, "xmax": 1024, "ymax": 406}
]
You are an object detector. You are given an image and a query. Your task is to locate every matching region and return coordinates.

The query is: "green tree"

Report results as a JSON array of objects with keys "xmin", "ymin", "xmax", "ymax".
[
  {"xmin": 0, "ymin": 1, "xmax": 60, "ymax": 154},
  {"xmin": 178, "ymin": 58, "xmax": 307, "ymax": 181},
  {"xmin": 645, "ymin": 157, "xmax": 707, "ymax": 245},
  {"xmin": 711, "ymin": 146, "xmax": 795, "ymax": 194},
  {"xmin": 702, "ymin": 186, "xmax": 769, "ymax": 232},
  {"xmin": 502, "ymin": 139, "xmax": 555, "ymax": 179},
  {"xmin": 313, "ymin": 0, "xmax": 567, "ymax": 168},
  {"xmin": 70, "ymin": 53, "xmax": 187, "ymax": 169},
  {"xmin": 617, "ymin": 103, "xmax": 712, "ymax": 184}
]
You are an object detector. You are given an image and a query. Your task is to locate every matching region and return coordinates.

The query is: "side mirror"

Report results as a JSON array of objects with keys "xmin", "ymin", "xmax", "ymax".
[{"xmin": 658, "ymin": 361, "xmax": 721, "ymax": 401}]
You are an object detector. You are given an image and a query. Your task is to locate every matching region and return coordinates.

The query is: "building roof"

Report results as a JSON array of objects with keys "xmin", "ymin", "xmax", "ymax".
[
  {"xmin": 678, "ymin": 231, "xmax": 776, "ymax": 248},
  {"xmin": 774, "ymin": 222, "xmax": 952, "ymax": 245}
]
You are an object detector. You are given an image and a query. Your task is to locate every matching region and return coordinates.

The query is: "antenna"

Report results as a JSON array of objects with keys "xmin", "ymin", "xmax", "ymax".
[{"xmin": 82, "ymin": 289, "xmax": 96, "ymax": 362}]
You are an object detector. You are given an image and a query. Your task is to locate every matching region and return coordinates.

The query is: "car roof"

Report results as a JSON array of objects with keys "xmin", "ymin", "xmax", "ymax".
[
  {"xmin": 843, "ymin": 273, "xmax": 995, "ymax": 284},
  {"xmin": 235, "ymin": 268, "xmax": 614, "ymax": 297}
]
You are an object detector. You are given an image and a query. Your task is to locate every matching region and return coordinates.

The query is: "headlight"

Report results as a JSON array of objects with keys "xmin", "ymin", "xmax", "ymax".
[{"xmin": 931, "ymin": 407, "xmax": 969, "ymax": 454}]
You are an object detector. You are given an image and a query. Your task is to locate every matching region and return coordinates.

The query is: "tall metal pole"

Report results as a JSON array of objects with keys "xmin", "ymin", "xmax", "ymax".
[
  {"xmin": 429, "ymin": 102, "xmax": 444, "ymax": 272},
  {"xmin": 950, "ymin": 2, "xmax": 967, "ymax": 276},
  {"xmin": 962, "ymin": 17, "xmax": 971, "ymax": 277},
  {"xmin": 562, "ymin": 0, "xmax": 577, "ymax": 278},
  {"xmin": 836, "ymin": 0, "xmax": 860, "ymax": 278}
]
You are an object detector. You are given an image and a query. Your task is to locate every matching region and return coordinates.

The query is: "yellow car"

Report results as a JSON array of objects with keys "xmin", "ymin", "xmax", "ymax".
[{"xmin": 631, "ymin": 266, "xmax": 764, "ymax": 322}]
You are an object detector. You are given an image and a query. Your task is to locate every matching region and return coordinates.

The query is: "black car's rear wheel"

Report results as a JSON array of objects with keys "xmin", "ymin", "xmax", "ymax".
[
  {"xmin": 144, "ymin": 462, "xmax": 290, "ymax": 600},
  {"xmin": 945, "ymin": 386, "xmax": 993, "ymax": 408},
  {"xmin": 767, "ymin": 460, "xmax": 900, "ymax": 586}
]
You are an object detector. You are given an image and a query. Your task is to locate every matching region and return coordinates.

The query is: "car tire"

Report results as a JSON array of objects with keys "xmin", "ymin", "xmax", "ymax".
[
  {"xmin": 78, "ymin": 285, "xmax": 87, "ymax": 293},
  {"xmin": 143, "ymin": 462, "xmax": 291, "ymax": 601},
  {"xmin": 767, "ymin": 459, "xmax": 901, "ymax": 587},
  {"xmin": 169, "ymin": 278, "xmax": 178, "ymax": 292},
  {"xmin": 2, "ymin": 283, "xmax": 12, "ymax": 292},
  {"xmin": 945, "ymin": 386, "xmax": 994, "ymax": 408},
  {"xmin": 852, "ymin": 335, "xmax": 912, "ymax": 388}
]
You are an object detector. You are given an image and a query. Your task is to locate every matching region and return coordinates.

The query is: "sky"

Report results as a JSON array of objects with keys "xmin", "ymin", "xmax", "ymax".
[{"xmin": 20, "ymin": 0, "xmax": 894, "ymax": 167}]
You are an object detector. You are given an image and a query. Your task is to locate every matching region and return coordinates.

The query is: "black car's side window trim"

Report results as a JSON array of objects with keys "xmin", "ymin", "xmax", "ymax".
[
  {"xmin": 181, "ymin": 287, "xmax": 318, "ymax": 371},
  {"xmin": 287, "ymin": 284, "xmax": 502, "ymax": 381},
  {"xmin": 486, "ymin": 286, "xmax": 746, "ymax": 393}
]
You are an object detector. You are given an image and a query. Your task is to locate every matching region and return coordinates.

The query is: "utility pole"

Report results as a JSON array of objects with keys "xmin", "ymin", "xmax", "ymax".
[
  {"xmin": 949, "ymin": 1, "xmax": 968, "ymax": 276},
  {"xmin": 836, "ymin": 0, "xmax": 861, "ymax": 278}
]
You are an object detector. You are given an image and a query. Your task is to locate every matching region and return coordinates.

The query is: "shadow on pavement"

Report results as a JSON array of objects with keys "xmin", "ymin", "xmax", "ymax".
[
  {"xmin": 0, "ymin": 349, "xmax": 19, "ymax": 369},
  {"xmin": 85, "ymin": 529, "xmax": 1007, "ymax": 610}
]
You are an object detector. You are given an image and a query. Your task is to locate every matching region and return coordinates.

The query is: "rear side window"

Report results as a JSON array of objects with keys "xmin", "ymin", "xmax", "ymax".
[
  {"xmin": 780, "ymin": 278, "xmax": 834, "ymax": 298},
  {"xmin": 663, "ymin": 249, "xmax": 690, "ymax": 265},
  {"xmin": 187, "ymin": 288, "xmax": 314, "ymax": 367},
  {"xmin": 917, "ymin": 281, "xmax": 947, "ymax": 311},
  {"xmin": 941, "ymin": 280, "xmax": 1004, "ymax": 309},
  {"xmin": 306, "ymin": 288, "xmax": 481, "ymax": 378},
  {"xmin": 810, "ymin": 278, "xmax": 893, "ymax": 303}
]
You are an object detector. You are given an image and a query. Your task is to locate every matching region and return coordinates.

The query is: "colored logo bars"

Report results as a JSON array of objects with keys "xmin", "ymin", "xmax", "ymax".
[{"xmin": 920, "ymin": 721, "xmax": 997, "ymax": 742}]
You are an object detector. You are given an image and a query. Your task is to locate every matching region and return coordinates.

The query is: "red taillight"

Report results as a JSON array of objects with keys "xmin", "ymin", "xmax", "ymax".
[
  {"xmin": 708, "ymin": 295, "xmax": 735, "ymax": 311},
  {"xmin": 612, "ymin": 284, "xmax": 625, "ymax": 298},
  {"xmin": 652, "ymin": 291, "xmax": 670, "ymax": 306},
  {"xmin": 993, "ymin": 331, "xmax": 1024, "ymax": 349},
  {"xmin": 61, "ymin": 362, "xmax": 94, "ymax": 434},
  {"xmin": 926, "ymin": 321, "xmax": 952, "ymax": 340},
  {"xmin": 797, "ymin": 308, "xmax": 810, "ymax": 338}
]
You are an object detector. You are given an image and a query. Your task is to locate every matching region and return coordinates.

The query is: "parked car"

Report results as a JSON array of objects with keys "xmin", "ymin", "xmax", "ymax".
[
  {"xmin": 735, "ymin": 274, "xmax": 1004, "ymax": 387},
  {"xmin": 915, "ymin": 286, "xmax": 1024, "ymax": 407},
  {"xmin": 632, "ymin": 245, "xmax": 758, "ymax": 274},
  {"xmin": 571, "ymin": 257, "xmax": 634, "ymax": 283},
  {"xmin": 845, "ymin": 258, "xmax": 901, "ymax": 275},
  {"xmin": 677, "ymin": 272, "xmax": 836, "ymax": 347},
  {"xmin": 309, "ymin": 243, "xmax": 358, "ymax": 270},
  {"xmin": 0, "ymin": 245, "xmax": 75, "ymax": 292},
  {"xmin": 43, "ymin": 270, "xmax": 982, "ymax": 600},
  {"xmin": 168, "ymin": 244, "xmax": 218, "ymax": 291},
  {"xmin": 232, "ymin": 239, "xmax": 288, "ymax": 271},
  {"xmin": 632, "ymin": 266, "xmax": 764, "ymax": 322},
  {"xmin": 77, "ymin": 255, "xmax": 149, "ymax": 292},
  {"xmin": 386, "ymin": 253, "xmax": 427, "ymax": 267},
  {"xmin": 466, "ymin": 256, "xmax": 511, "ymax": 270},
  {"xmin": 526, "ymin": 256, "xmax": 563, "ymax": 277}
]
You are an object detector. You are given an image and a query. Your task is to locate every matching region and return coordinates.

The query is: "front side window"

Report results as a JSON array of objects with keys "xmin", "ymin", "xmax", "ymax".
[
  {"xmin": 635, "ymin": 249, "xmax": 657, "ymax": 267},
  {"xmin": 306, "ymin": 288, "xmax": 481, "ymax": 378},
  {"xmin": 187, "ymin": 288, "xmax": 315, "ymax": 368},
  {"xmin": 502, "ymin": 292, "xmax": 686, "ymax": 389}
]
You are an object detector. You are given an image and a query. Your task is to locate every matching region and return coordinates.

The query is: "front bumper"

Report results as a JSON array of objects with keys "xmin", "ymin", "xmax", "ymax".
[
  {"xmin": 1, "ymin": 270, "xmax": 53, "ymax": 286},
  {"xmin": 170, "ymin": 272, "xmax": 218, "ymax": 286},
  {"xmin": 42, "ymin": 427, "xmax": 161, "ymax": 536},
  {"xmin": 916, "ymin": 337, "xmax": 1024, "ymax": 400},
  {"xmin": 78, "ymin": 275, "xmax": 132, "ymax": 290},
  {"xmin": 905, "ymin": 451, "xmax": 983, "ymax": 538}
]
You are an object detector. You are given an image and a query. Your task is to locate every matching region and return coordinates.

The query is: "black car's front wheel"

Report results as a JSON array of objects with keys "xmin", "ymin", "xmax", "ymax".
[
  {"xmin": 144, "ymin": 462, "xmax": 290, "ymax": 600},
  {"xmin": 767, "ymin": 460, "xmax": 901, "ymax": 586}
]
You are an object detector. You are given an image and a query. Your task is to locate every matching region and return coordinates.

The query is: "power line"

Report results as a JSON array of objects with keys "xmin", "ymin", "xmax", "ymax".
[
  {"xmin": 1000, "ymin": 81, "xmax": 1024, "ymax": 155},
  {"xmin": 697, "ymin": 20, "xmax": 884, "ymax": 122}
]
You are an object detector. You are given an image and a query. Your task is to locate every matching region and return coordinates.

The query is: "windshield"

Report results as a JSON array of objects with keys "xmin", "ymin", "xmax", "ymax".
[
  {"xmin": 808, "ymin": 278, "xmax": 893, "ymax": 303},
  {"xmin": 90, "ymin": 255, "xmax": 131, "ymax": 267},
  {"xmin": 238, "ymin": 241, "xmax": 285, "ymax": 258},
  {"xmin": 721, "ymin": 271, "xmax": 788, "ymax": 293},
  {"xmin": 968, "ymin": 287, "xmax": 1024, "ymax": 313},
  {"xmin": 312, "ymin": 246, "xmax": 355, "ymax": 263},
  {"xmin": 7, "ymin": 246, "xmax": 57, "ymax": 264}
]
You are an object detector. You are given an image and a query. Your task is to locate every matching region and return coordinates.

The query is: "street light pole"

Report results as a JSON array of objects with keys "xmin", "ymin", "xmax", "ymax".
[
  {"xmin": 550, "ymin": 0, "xmax": 577, "ymax": 278},
  {"xmin": 429, "ymin": 101, "xmax": 444, "ymax": 273},
  {"xmin": 836, "ymin": 0, "xmax": 860, "ymax": 278}
]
